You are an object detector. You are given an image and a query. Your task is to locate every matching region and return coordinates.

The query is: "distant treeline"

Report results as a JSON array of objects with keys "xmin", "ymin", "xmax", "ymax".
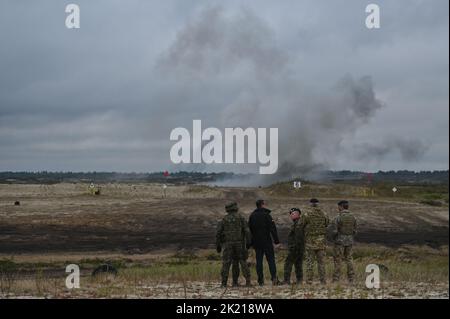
[
  {"xmin": 0, "ymin": 171, "xmax": 235, "ymax": 184},
  {"xmin": 321, "ymin": 170, "xmax": 449, "ymax": 184},
  {"xmin": 0, "ymin": 170, "xmax": 448, "ymax": 185}
]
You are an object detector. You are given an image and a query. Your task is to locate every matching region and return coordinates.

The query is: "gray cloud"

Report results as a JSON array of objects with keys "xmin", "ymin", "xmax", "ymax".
[
  {"xmin": 0, "ymin": 0, "xmax": 448, "ymax": 174},
  {"xmin": 355, "ymin": 138, "xmax": 430, "ymax": 162}
]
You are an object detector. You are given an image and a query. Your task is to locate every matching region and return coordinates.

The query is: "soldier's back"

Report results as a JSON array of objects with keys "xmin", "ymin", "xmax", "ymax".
[
  {"xmin": 303, "ymin": 207, "xmax": 328, "ymax": 249},
  {"xmin": 222, "ymin": 213, "xmax": 245, "ymax": 244},
  {"xmin": 304, "ymin": 208, "xmax": 328, "ymax": 236},
  {"xmin": 336, "ymin": 210, "xmax": 356, "ymax": 246}
]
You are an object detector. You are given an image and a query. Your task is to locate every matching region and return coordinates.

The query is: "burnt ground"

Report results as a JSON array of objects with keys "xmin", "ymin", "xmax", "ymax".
[
  {"xmin": 0, "ymin": 223, "xmax": 448, "ymax": 254},
  {"xmin": 0, "ymin": 183, "xmax": 448, "ymax": 254}
]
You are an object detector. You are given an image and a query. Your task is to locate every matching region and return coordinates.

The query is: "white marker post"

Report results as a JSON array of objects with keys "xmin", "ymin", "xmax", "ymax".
[{"xmin": 392, "ymin": 187, "xmax": 397, "ymax": 197}]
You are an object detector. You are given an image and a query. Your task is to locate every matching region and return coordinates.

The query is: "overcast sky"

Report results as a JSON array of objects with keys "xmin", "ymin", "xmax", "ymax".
[{"xmin": 0, "ymin": 0, "xmax": 448, "ymax": 173}]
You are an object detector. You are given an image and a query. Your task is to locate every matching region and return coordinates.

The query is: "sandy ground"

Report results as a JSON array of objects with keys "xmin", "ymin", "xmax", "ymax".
[
  {"xmin": 1, "ymin": 281, "xmax": 448, "ymax": 299},
  {"xmin": 0, "ymin": 183, "xmax": 448, "ymax": 299}
]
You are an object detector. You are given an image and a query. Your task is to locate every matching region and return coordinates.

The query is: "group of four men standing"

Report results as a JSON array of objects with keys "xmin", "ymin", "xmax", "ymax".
[{"xmin": 216, "ymin": 198, "xmax": 357, "ymax": 287}]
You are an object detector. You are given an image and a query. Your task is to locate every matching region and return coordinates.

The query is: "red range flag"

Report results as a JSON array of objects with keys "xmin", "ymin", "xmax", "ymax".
[{"xmin": 163, "ymin": 171, "xmax": 170, "ymax": 177}]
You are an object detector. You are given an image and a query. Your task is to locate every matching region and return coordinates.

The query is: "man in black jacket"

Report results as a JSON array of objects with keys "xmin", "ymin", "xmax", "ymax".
[{"xmin": 248, "ymin": 199, "xmax": 281, "ymax": 286}]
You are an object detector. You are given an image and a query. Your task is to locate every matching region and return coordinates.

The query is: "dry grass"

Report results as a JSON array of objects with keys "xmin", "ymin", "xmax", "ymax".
[{"xmin": 0, "ymin": 244, "xmax": 447, "ymax": 299}]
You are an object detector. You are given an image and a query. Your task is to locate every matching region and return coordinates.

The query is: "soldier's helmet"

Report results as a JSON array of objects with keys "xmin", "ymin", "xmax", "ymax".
[
  {"xmin": 289, "ymin": 208, "xmax": 301, "ymax": 214},
  {"xmin": 225, "ymin": 202, "xmax": 238, "ymax": 213},
  {"xmin": 338, "ymin": 200, "xmax": 349, "ymax": 209},
  {"xmin": 310, "ymin": 198, "xmax": 319, "ymax": 204}
]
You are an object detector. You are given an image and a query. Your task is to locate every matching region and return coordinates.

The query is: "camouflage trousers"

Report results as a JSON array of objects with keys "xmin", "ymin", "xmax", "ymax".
[
  {"xmin": 221, "ymin": 243, "xmax": 250, "ymax": 285},
  {"xmin": 283, "ymin": 248, "xmax": 303, "ymax": 283},
  {"xmin": 304, "ymin": 247, "xmax": 326, "ymax": 283},
  {"xmin": 333, "ymin": 244, "xmax": 354, "ymax": 282},
  {"xmin": 231, "ymin": 248, "xmax": 249, "ymax": 283}
]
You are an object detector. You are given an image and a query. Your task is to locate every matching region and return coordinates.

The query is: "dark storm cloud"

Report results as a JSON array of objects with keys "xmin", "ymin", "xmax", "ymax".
[{"xmin": 0, "ymin": 0, "xmax": 448, "ymax": 173}]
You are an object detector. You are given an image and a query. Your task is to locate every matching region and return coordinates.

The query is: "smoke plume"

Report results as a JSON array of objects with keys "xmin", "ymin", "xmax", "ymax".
[
  {"xmin": 157, "ymin": 6, "xmax": 428, "ymax": 185},
  {"xmin": 355, "ymin": 138, "xmax": 430, "ymax": 162}
]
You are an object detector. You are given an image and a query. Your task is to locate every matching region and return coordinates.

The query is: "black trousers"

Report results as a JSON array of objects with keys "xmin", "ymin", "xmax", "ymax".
[{"xmin": 254, "ymin": 245, "xmax": 277, "ymax": 283}]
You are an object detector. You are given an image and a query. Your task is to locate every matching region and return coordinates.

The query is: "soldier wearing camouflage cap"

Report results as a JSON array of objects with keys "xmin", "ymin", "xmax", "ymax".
[
  {"xmin": 282, "ymin": 208, "xmax": 305, "ymax": 285},
  {"xmin": 331, "ymin": 200, "xmax": 357, "ymax": 283},
  {"xmin": 216, "ymin": 202, "xmax": 252, "ymax": 287},
  {"xmin": 299, "ymin": 198, "xmax": 329, "ymax": 284}
]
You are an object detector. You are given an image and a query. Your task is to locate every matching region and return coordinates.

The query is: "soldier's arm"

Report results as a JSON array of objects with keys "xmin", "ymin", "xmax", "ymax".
[
  {"xmin": 335, "ymin": 215, "xmax": 340, "ymax": 228},
  {"xmin": 294, "ymin": 224, "xmax": 304, "ymax": 245},
  {"xmin": 298, "ymin": 213, "xmax": 308, "ymax": 228},
  {"xmin": 242, "ymin": 217, "xmax": 252, "ymax": 248},
  {"xmin": 330, "ymin": 216, "xmax": 339, "ymax": 237},
  {"xmin": 266, "ymin": 214, "xmax": 280, "ymax": 245},
  {"xmin": 248, "ymin": 214, "xmax": 254, "ymax": 234},
  {"xmin": 216, "ymin": 221, "xmax": 224, "ymax": 249},
  {"xmin": 324, "ymin": 213, "xmax": 330, "ymax": 227}
]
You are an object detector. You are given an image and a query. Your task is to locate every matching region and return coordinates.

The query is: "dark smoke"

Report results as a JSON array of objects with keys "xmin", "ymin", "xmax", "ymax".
[
  {"xmin": 355, "ymin": 138, "xmax": 430, "ymax": 162},
  {"xmin": 157, "ymin": 6, "xmax": 428, "ymax": 185}
]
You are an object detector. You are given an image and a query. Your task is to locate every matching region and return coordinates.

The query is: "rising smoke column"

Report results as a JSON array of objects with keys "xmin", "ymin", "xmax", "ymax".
[{"xmin": 156, "ymin": 6, "xmax": 428, "ymax": 185}]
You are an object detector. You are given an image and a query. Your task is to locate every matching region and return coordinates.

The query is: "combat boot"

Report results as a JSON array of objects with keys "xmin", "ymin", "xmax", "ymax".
[
  {"xmin": 282, "ymin": 274, "xmax": 291, "ymax": 285},
  {"xmin": 272, "ymin": 278, "xmax": 282, "ymax": 286},
  {"xmin": 332, "ymin": 273, "xmax": 340, "ymax": 283},
  {"xmin": 221, "ymin": 278, "xmax": 228, "ymax": 288},
  {"xmin": 348, "ymin": 277, "xmax": 355, "ymax": 285},
  {"xmin": 245, "ymin": 278, "xmax": 252, "ymax": 287},
  {"xmin": 232, "ymin": 281, "xmax": 240, "ymax": 287}
]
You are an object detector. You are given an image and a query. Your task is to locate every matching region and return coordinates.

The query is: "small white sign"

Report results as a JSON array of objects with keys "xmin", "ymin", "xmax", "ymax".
[{"xmin": 392, "ymin": 187, "xmax": 397, "ymax": 193}]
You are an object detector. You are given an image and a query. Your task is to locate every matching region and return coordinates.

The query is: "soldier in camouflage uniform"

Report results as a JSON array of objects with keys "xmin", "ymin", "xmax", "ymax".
[
  {"xmin": 231, "ymin": 249, "xmax": 248, "ymax": 286},
  {"xmin": 299, "ymin": 198, "xmax": 329, "ymax": 284},
  {"xmin": 231, "ymin": 260, "xmax": 241, "ymax": 287},
  {"xmin": 216, "ymin": 202, "xmax": 252, "ymax": 287},
  {"xmin": 283, "ymin": 208, "xmax": 304, "ymax": 285},
  {"xmin": 331, "ymin": 200, "xmax": 357, "ymax": 283}
]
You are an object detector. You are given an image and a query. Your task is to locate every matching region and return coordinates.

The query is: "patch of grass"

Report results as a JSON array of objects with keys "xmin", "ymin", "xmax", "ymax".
[
  {"xmin": 166, "ymin": 250, "xmax": 200, "ymax": 265},
  {"xmin": 1, "ymin": 245, "xmax": 448, "ymax": 298},
  {"xmin": 0, "ymin": 258, "xmax": 18, "ymax": 296},
  {"xmin": 268, "ymin": 181, "xmax": 449, "ymax": 203},
  {"xmin": 0, "ymin": 258, "xmax": 18, "ymax": 272},
  {"xmin": 205, "ymin": 252, "xmax": 221, "ymax": 261}
]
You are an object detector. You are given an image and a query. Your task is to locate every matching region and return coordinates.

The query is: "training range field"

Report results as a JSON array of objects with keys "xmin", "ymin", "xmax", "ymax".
[
  {"xmin": 0, "ymin": 182, "xmax": 448, "ymax": 254},
  {"xmin": 0, "ymin": 182, "xmax": 448, "ymax": 299}
]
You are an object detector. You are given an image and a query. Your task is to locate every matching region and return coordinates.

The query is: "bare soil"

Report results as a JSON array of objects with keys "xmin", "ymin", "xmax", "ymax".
[{"xmin": 0, "ymin": 183, "xmax": 448, "ymax": 255}]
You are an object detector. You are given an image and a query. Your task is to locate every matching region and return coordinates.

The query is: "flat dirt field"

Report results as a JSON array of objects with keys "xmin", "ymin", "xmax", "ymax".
[{"xmin": 0, "ymin": 183, "xmax": 448, "ymax": 298}]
